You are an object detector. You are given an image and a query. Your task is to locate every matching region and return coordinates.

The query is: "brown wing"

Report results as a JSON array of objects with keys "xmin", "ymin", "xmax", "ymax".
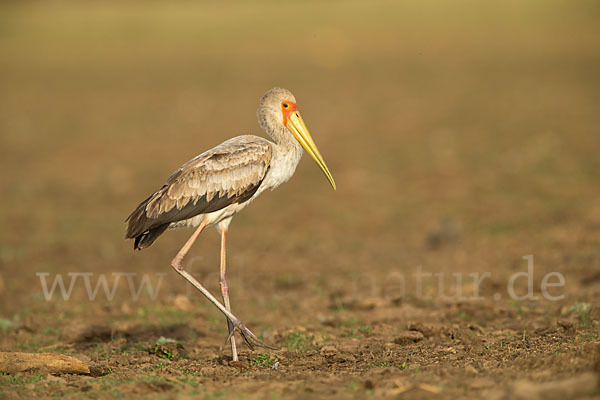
[{"xmin": 126, "ymin": 135, "xmax": 272, "ymax": 249}]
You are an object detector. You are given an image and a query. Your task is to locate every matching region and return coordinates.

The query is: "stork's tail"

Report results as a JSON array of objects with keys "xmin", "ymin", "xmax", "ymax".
[
  {"xmin": 126, "ymin": 194, "xmax": 168, "ymax": 250},
  {"xmin": 132, "ymin": 224, "xmax": 169, "ymax": 250}
]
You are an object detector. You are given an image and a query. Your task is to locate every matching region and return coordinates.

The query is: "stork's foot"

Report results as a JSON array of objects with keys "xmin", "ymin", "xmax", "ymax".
[{"xmin": 226, "ymin": 318, "xmax": 279, "ymax": 351}]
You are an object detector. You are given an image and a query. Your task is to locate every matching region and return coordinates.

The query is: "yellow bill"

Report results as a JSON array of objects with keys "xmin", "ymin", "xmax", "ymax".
[{"xmin": 286, "ymin": 111, "xmax": 336, "ymax": 190}]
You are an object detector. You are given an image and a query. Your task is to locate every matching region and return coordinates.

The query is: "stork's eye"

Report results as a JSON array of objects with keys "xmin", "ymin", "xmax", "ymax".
[{"xmin": 282, "ymin": 103, "xmax": 289, "ymax": 109}]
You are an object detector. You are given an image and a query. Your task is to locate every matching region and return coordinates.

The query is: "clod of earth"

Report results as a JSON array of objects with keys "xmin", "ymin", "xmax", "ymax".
[
  {"xmin": 0, "ymin": 352, "xmax": 90, "ymax": 374},
  {"xmin": 393, "ymin": 330, "xmax": 425, "ymax": 345}
]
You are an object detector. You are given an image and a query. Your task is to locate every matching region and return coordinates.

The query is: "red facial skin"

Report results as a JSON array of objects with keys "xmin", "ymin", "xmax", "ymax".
[{"xmin": 281, "ymin": 101, "xmax": 298, "ymax": 126}]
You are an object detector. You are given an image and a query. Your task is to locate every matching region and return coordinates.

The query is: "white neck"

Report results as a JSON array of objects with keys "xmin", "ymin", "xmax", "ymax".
[
  {"xmin": 257, "ymin": 103, "xmax": 305, "ymax": 187},
  {"xmin": 261, "ymin": 124, "xmax": 304, "ymax": 189}
]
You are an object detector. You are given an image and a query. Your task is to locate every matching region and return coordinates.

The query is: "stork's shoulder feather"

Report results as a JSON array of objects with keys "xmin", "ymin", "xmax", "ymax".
[
  {"xmin": 125, "ymin": 135, "xmax": 272, "ymax": 243},
  {"xmin": 150, "ymin": 135, "xmax": 273, "ymax": 216}
]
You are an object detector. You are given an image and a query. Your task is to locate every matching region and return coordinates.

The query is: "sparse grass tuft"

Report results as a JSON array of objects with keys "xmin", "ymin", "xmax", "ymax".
[
  {"xmin": 249, "ymin": 353, "xmax": 279, "ymax": 369},
  {"xmin": 458, "ymin": 312, "xmax": 472, "ymax": 321},
  {"xmin": 346, "ymin": 382, "xmax": 361, "ymax": 392},
  {"xmin": 153, "ymin": 336, "xmax": 180, "ymax": 360},
  {"xmin": 0, "ymin": 373, "xmax": 45, "ymax": 386},
  {"xmin": 284, "ymin": 332, "xmax": 314, "ymax": 352},
  {"xmin": 565, "ymin": 302, "xmax": 593, "ymax": 326},
  {"xmin": 0, "ymin": 318, "xmax": 16, "ymax": 331},
  {"xmin": 144, "ymin": 362, "xmax": 166, "ymax": 372}
]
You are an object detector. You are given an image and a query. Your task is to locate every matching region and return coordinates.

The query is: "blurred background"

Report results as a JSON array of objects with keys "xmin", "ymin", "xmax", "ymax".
[{"xmin": 1, "ymin": 0, "xmax": 599, "ymax": 332}]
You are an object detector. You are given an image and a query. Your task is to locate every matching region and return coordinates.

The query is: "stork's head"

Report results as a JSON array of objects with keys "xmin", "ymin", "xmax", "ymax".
[{"xmin": 258, "ymin": 87, "xmax": 336, "ymax": 190}]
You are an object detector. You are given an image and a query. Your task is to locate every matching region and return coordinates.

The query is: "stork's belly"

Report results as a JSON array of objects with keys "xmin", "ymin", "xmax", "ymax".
[{"xmin": 167, "ymin": 201, "xmax": 252, "ymax": 230}]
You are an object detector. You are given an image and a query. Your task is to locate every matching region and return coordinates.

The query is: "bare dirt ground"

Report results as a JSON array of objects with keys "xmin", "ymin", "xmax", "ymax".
[{"xmin": 1, "ymin": 1, "xmax": 600, "ymax": 398}]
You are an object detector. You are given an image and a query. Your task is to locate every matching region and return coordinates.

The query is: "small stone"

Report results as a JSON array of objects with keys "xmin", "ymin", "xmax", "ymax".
[
  {"xmin": 557, "ymin": 319, "xmax": 574, "ymax": 330},
  {"xmin": 394, "ymin": 330, "xmax": 424, "ymax": 345},
  {"xmin": 320, "ymin": 344, "xmax": 337, "ymax": 355}
]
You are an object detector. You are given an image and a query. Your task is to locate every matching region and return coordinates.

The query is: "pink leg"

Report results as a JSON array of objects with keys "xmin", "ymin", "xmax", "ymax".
[
  {"xmin": 170, "ymin": 221, "xmax": 277, "ymax": 352},
  {"xmin": 220, "ymin": 228, "xmax": 238, "ymax": 361}
]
